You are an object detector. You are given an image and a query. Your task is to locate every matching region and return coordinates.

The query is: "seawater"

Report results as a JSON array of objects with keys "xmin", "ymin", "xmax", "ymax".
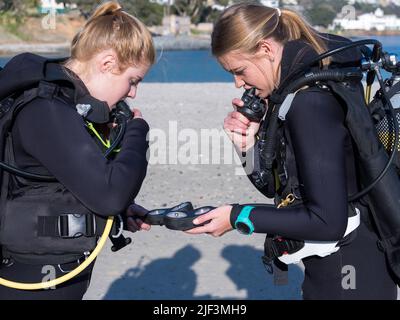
[
  {"xmin": 0, "ymin": 49, "xmax": 231, "ymax": 82},
  {"xmin": 1, "ymin": 35, "xmax": 400, "ymax": 82}
]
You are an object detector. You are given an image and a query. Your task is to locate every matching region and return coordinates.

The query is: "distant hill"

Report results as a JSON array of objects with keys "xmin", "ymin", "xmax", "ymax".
[{"xmin": 0, "ymin": 14, "xmax": 85, "ymax": 44}]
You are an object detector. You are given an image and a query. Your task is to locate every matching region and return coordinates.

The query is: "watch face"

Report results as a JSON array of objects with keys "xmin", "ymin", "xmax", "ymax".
[{"xmin": 236, "ymin": 221, "xmax": 251, "ymax": 235}]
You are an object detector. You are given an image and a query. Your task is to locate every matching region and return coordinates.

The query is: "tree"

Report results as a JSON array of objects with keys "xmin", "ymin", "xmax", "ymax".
[
  {"xmin": 0, "ymin": 0, "xmax": 39, "ymax": 14},
  {"xmin": 305, "ymin": 0, "xmax": 347, "ymax": 28},
  {"xmin": 120, "ymin": 0, "xmax": 164, "ymax": 26},
  {"xmin": 58, "ymin": 1, "xmax": 164, "ymax": 25},
  {"xmin": 382, "ymin": 4, "xmax": 400, "ymax": 17},
  {"xmin": 57, "ymin": 0, "xmax": 97, "ymax": 18},
  {"xmin": 353, "ymin": 1, "xmax": 376, "ymax": 14},
  {"xmin": 0, "ymin": 0, "xmax": 40, "ymax": 37},
  {"xmin": 172, "ymin": 0, "xmax": 205, "ymax": 23}
]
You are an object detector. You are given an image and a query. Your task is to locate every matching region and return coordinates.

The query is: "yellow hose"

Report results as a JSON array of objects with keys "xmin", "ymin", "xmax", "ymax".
[
  {"xmin": 365, "ymin": 84, "xmax": 372, "ymax": 104},
  {"xmin": 0, "ymin": 216, "xmax": 114, "ymax": 290}
]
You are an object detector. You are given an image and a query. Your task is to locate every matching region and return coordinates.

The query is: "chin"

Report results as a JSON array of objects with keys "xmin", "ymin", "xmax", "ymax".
[{"xmin": 257, "ymin": 90, "xmax": 268, "ymax": 99}]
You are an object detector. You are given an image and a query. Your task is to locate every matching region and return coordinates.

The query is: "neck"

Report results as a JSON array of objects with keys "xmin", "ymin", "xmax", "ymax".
[
  {"xmin": 64, "ymin": 59, "xmax": 92, "ymax": 85},
  {"xmin": 274, "ymin": 44, "xmax": 284, "ymax": 88}
]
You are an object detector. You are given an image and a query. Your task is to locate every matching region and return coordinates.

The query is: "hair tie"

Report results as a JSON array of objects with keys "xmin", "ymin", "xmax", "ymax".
[
  {"xmin": 105, "ymin": 7, "xmax": 123, "ymax": 16},
  {"xmin": 276, "ymin": 8, "xmax": 281, "ymax": 17}
]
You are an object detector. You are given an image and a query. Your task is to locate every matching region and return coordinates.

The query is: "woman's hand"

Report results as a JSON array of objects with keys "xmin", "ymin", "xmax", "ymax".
[
  {"xmin": 124, "ymin": 203, "xmax": 151, "ymax": 233},
  {"xmin": 132, "ymin": 108, "xmax": 143, "ymax": 119},
  {"xmin": 185, "ymin": 205, "xmax": 233, "ymax": 237},
  {"xmin": 223, "ymin": 98, "xmax": 261, "ymax": 152}
]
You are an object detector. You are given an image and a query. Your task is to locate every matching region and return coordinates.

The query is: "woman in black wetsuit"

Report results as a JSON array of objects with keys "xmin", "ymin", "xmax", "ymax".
[
  {"xmin": 0, "ymin": 1, "xmax": 152, "ymax": 299},
  {"xmin": 187, "ymin": 3, "xmax": 398, "ymax": 299}
]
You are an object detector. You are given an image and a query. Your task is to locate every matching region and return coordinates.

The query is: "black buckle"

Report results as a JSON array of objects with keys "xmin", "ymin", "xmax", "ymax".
[
  {"xmin": 272, "ymin": 237, "xmax": 305, "ymax": 256},
  {"xmin": 37, "ymin": 81, "xmax": 58, "ymax": 99},
  {"xmin": 58, "ymin": 213, "xmax": 96, "ymax": 238},
  {"xmin": 109, "ymin": 215, "xmax": 132, "ymax": 252}
]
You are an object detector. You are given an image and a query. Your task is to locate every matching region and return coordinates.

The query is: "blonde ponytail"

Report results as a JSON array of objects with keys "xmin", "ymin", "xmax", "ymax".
[
  {"xmin": 68, "ymin": 1, "xmax": 155, "ymax": 72},
  {"xmin": 277, "ymin": 9, "xmax": 329, "ymax": 65},
  {"xmin": 212, "ymin": 3, "xmax": 329, "ymax": 66}
]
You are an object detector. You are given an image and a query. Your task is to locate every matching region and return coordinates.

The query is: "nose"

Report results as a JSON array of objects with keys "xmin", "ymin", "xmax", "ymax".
[
  {"xmin": 234, "ymin": 75, "xmax": 245, "ymax": 89},
  {"xmin": 127, "ymin": 86, "xmax": 137, "ymax": 99}
]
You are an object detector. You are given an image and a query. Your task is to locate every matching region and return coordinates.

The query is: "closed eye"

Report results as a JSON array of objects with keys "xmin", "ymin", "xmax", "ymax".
[
  {"xmin": 231, "ymin": 68, "xmax": 246, "ymax": 76},
  {"xmin": 130, "ymin": 78, "xmax": 142, "ymax": 87}
]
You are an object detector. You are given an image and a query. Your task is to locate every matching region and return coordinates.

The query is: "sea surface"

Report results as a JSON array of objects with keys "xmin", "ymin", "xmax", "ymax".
[{"xmin": 1, "ymin": 35, "xmax": 399, "ymax": 82}]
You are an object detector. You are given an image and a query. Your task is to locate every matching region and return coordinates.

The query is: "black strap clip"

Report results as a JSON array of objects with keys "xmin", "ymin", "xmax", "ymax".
[
  {"xmin": 58, "ymin": 213, "xmax": 96, "ymax": 239},
  {"xmin": 109, "ymin": 215, "xmax": 132, "ymax": 252}
]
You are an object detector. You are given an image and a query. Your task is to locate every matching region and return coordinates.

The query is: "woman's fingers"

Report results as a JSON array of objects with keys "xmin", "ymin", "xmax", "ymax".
[
  {"xmin": 192, "ymin": 210, "xmax": 215, "ymax": 225},
  {"xmin": 127, "ymin": 217, "xmax": 140, "ymax": 232},
  {"xmin": 126, "ymin": 203, "xmax": 151, "ymax": 232},
  {"xmin": 184, "ymin": 211, "xmax": 215, "ymax": 234},
  {"xmin": 232, "ymin": 98, "xmax": 244, "ymax": 109},
  {"xmin": 132, "ymin": 108, "xmax": 143, "ymax": 119},
  {"xmin": 231, "ymin": 111, "xmax": 250, "ymax": 125},
  {"xmin": 136, "ymin": 219, "xmax": 151, "ymax": 231},
  {"xmin": 185, "ymin": 206, "xmax": 233, "ymax": 237}
]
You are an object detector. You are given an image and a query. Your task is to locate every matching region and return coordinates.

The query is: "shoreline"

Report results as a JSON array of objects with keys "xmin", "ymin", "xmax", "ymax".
[
  {"xmin": 0, "ymin": 35, "xmax": 212, "ymax": 56},
  {"xmin": 2, "ymin": 31, "xmax": 400, "ymax": 56}
]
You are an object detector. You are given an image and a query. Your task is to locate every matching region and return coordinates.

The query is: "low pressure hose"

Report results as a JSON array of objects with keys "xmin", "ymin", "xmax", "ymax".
[{"xmin": 0, "ymin": 216, "xmax": 114, "ymax": 290}]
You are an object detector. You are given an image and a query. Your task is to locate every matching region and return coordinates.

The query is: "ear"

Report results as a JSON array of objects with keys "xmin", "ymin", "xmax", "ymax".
[
  {"xmin": 97, "ymin": 50, "xmax": 118, "ymax": 74},
  {"xmin": 256, "ymin": 39, "xmax": 276, "ymax": 61}
]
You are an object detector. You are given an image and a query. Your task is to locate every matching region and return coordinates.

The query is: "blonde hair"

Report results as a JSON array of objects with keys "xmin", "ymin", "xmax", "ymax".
[
  {"xmin": 211, "ymin": 3, "xmax": 329, "ymax": 66},
  {"xmin": 67, "ymin": 1, "xmax": 155, "ymax": 72}
]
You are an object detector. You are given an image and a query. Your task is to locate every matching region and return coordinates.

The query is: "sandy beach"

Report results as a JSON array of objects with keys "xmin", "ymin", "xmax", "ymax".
[
  {"xmin": 57, "ymin": 82, "xmax": 397, "ymax": 300},
  {"xmin": 83, "ymin": 83, "xmax": 304, "ymax": 300}
]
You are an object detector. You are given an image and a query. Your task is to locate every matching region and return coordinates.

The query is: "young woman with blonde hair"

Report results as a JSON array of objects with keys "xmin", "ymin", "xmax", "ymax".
[
  {"xmin": 187, "ymin": 3, "xmax": 398, "ymax": 299},
  {"xmin": 0, "ymin": 1, "xmax": 153, "ymax": 299}
]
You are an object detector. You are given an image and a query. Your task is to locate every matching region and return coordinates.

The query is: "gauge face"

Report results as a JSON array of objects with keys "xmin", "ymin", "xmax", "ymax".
[
  {"xmin": 193, "ymin": 207, "xmax": 213, "ymax": 215},
  {"xmin": 166, "ymin": 211, "xmax": 188, "ymax": 219},
  {"xmin": 236, "ymin": 222, "xmax": 251, "ymax": 235},
  {"xmin": 170, "ymin": 202, "xmax": 193, "ymax": 212},
  {"xmin": 148, "ymin": 209, "xmax": 168, "ymax": 216}
]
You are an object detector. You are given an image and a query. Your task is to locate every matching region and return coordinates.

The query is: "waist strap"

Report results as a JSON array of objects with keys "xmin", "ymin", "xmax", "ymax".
[{"xmin": 37, "ymin": 213, "xmax": 99, "ymax": 239}]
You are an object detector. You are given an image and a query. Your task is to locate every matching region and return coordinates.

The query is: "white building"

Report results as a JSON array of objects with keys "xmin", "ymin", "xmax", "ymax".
[
  {"xmin": 331, "ymin": 8, "xmax": 400, "ymax": 31},
  {"xmin": 348, "ymin": 0, "xmax": 400, "ymax": 6},
  {"xmin": 281, "ymin": 0, "xmax": 299, "ymax": 5},
  {"xmin": 260, "ymin": 0, "xmax": 280, "ymax": 8},
  {"xmin": 40, "ymin": 0, "xmax": 65, "ymax": 12},
  {"xmin": 348, "ymin": 0, "xmax": 379, "ymax": 4},
  {"xmin": 151, "ymin": 0, "xmax": 174, "ymax": 4}
]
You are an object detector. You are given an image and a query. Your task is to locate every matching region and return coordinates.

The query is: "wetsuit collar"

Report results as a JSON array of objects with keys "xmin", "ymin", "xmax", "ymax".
[
  {"xmin": 62, "ymin": 67, "xmax": 110, "ymax": 124},
  {"xmin": 279, "ymin": 39, "xmax": 320, "ymax": 87},
  {"xmin": 278, "ymin": 34, "xmax": 363, "ymax": 88}
]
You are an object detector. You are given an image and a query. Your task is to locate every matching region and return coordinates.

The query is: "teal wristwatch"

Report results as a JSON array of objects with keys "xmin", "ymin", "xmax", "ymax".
[{"xmin": 234, "ymin": 206, "xmax": 255, "ymax": 235}]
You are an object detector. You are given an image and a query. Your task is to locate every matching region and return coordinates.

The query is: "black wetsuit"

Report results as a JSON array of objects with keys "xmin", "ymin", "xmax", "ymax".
[
  {"xmin": 0, "ymin": 55, "xmax": 149, "ymax": 299},
  {"xmin": 231, "ymin": 35, "xmax": 398, "ymax": 299}
]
